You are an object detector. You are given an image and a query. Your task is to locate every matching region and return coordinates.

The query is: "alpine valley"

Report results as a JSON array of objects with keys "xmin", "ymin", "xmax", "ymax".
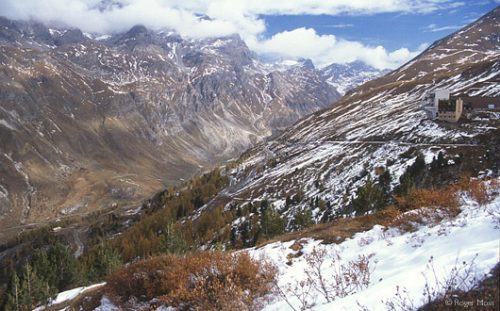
[
  {"xmin": 0, "ymin": 16, "xmax": 395, "ymax": 238},
  {"xmin": 0, "ymin": 5, "xmax": 499, "ymax": 311}
]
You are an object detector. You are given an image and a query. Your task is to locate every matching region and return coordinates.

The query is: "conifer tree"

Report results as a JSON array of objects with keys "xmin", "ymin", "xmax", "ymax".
[
  {"xmin": 260, "ymin": 208, "xmax": 285, "ymax": 238},
  {"xmin": 19, "ymin": 263, "xmax": 49, "ymax": 309},
  {"xmin": 351, "ymin": 176, "xmax": 385, "ymax": 215},
  {"xmin": 5, "ymin": 269, "xmax": 21, "ymax": 311},
  {"xmin": 378, "ymin": 167, "xmax": 392, "ymax": 203},
  {"xmin": 259, "ymin": 200, "xmax": 269, "ymax": 213},
  {"xmin": 31, "ymin": 250, "xmax": 55, "ymax": 292},
  {"xmin": 47, "ymin": 243, "xmax": 78, "ymax": 290},
  {"xmin": 160, "ymin": 223, "xmax": 188, "ymax": 255},
  {"xmin": 394, "ymin": 152, "xmax": 426, "ymax": 196},
  {"xmin": 87, "ymin": 243, "xmax": 123, "ymax": 281},
  {"xmin": 293, "ymin": 209, "xmax": 313, "ymax": 230}
]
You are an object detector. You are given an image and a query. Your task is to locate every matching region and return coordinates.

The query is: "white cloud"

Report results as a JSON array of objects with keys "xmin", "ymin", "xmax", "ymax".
[
  {"xmin": 0, "ymin": 0, "xmax": 464, "ymax": 34},
  {"xmin": 202, "ymin": 0, "xmax": 463, "ymax": 16},
  {"xmin": 0, "ymin": 0, "xmax": 451, "ymax": 69},
  {"xmin": 250, "ymin": 28, "xmax": 426, "ymax": 70},
  {"xmin": 0, "ymin": 0, "xmax": 249, "ymax": 38},
  {"xmin": 422, "ymin": 23, "xmax": 464, "ymax": 32},
  {"xmin": 325, "ymin": 23, "xmax": 354, "ymax": 28}
]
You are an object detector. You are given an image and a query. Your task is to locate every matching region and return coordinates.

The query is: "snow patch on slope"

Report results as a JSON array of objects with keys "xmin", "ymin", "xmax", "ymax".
[{"xmin": 34, "ymin": 283, "xmax": 106, "ymax": 310}]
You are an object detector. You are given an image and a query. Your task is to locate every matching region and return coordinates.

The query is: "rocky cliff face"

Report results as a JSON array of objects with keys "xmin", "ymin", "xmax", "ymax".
[{"xmin": 0, "ymin": 18, "xmax": 343, "ymax": 236}]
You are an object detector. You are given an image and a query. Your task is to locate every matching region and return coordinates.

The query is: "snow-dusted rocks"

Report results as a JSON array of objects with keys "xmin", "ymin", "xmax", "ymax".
[{"xmin": 320, "ymin": 61, "xmax": 390, "ymax": 95}]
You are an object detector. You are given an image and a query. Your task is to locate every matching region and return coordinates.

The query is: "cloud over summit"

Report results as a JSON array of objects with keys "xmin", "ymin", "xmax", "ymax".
[{"xmin": 0, "ymin": 0, "xmax": 461, "ymax": 69}]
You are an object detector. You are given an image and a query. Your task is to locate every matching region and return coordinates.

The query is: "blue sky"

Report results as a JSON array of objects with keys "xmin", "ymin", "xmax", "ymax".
[
  {"xmin": 0, "ymin": 0, "xmax": 498, "ymax": 69},
  {"xmin": 262, "ymin": 1, "xmax": 498, "ymax": 51}
]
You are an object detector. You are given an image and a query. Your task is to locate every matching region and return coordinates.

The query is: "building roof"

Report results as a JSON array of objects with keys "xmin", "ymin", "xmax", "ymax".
[{"xmin": 453, "ymin": 96, "xmax": 499, "ymax": 109}]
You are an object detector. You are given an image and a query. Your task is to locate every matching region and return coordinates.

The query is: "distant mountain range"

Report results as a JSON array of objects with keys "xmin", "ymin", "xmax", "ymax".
[
  {"xmin": 0, "ymin": 16, "xmax": 386, "ymax": 237},
  {"xmin": 320, "ymin": 61, "xmax": 390, "ymax": 95}
]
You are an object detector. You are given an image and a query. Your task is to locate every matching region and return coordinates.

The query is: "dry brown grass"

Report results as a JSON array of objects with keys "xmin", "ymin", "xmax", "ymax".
[
  {"xmin": 391, "ymin": 178, "xmax": 500, "ymax": 232},
  {"xmin": 258, "ymin": 206, "xmax": 401, "ymax": 247},
  {"xmin": 106, "ymin": 251, "xmax": 276, "ymax": 311},
  {"xmin": 395, "ymin": 187, "xmax": 460, "ymax": 213},
  {"xmin": 389, "ymin": 208, "xmax": 450, "ymax": 233}
]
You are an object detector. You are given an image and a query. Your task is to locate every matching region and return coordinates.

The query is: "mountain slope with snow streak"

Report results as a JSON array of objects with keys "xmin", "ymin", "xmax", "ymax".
[{"xmin": 206, "ymin": 7, "xmax": 500, "ymax": 226}]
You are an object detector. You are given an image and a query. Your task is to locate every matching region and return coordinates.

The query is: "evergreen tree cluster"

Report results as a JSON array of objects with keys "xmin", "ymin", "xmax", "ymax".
[
  {"xmin": 351, "ymin": 176, "xmax": 385, "ymax": 216},
  {"xmin": 394, "ymin": 153, "xmax": 426, "ymax": 196},
  {"xmin": 109, "ymin": 168, "xmax": 229, "ymax": 262},
  {"xmin": 2, "ymin": 243, "xmax": 77, "ymax": 310},
  {"xmin": 1, "ymin": 240, "xmax": 123, "ymax": 311},
  {"xmin": 351, "ymin": 166, "xmax": 393, "ymax": 216}
]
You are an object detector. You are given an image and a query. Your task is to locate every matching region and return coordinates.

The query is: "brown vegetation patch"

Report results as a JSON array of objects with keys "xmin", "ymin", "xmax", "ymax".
[
  {"xmin": 394, "ymin": 187, "xmax": 459, "ymax": 214},
  {"xmin": 106, "ymin": 251, "xmax": 276, "ymax": 311},
  {"xmin": 259, "ymin": 206, "xmax": 401, "ymax": 247}
]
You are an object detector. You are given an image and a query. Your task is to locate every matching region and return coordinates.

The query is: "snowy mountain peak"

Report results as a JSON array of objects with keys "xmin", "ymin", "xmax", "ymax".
[
  {"xmin": 297, "ymin": 58, "xmax": 315, "ymax": 70},
  {"xmin": 320, "ymin": 61, "xmax": 390, "ymax": 95}
]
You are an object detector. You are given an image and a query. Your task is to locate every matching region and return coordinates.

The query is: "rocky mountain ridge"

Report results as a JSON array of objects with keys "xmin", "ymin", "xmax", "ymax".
[{"xmin": 0, "ymin": 18, "xmax": 350, "ymax": 238}]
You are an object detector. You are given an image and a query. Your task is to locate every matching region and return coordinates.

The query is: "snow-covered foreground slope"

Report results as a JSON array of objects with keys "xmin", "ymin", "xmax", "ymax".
[
  {"xmin": 40, "ymin": 183, "xmax": 499, "ymax": 311},
  {"xmin": 250, "ymin": 193, "xmax": 500, "ymax": 310}
]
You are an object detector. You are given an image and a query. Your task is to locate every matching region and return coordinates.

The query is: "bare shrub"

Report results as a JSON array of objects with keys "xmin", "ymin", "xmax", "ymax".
[
  {"xmin": 276, "ymin": 279, "xmax": 316, "ymax": 311},
  {"xmin": 468, "ymin": 180, "xmax": 490, "ymax": 205},
  {"xmin": 276, "ymin": 246, "xmax": 374, "ymax": 310},
  {"xmin": 422, "ymin": 255, "xmax": 482, "ymax": 304},
  {"xmin": 392, "ymin": 185, "xmax": 463, "ymax": 233},
  {"xmin": 376, "ymin": 206, "xmax": 403, "ymax": 226},
  {"xmin": 456, "ymin": 177, "xmax": 493, "ymax": 205},
  {"xmin": 106, "ymin": 251, "xmax": 276, "ymax": 311},
  {"xmin": 490, "ymin": 178, "xmax": 499, "ymax": 194},
  {"xmin": 390, "ymin": 207, "xmax": 449, "ymax": 232},
  {"xmin": 384, "ymin": 285, "xmax": 418, "ymax": 311},
  {"xmin": 390, "ymin": 178, "xmax": 500, "ymax": 233},
  {"xmin": 384, "ymin": 254, "xmax": 484, "ymax": 310}
]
